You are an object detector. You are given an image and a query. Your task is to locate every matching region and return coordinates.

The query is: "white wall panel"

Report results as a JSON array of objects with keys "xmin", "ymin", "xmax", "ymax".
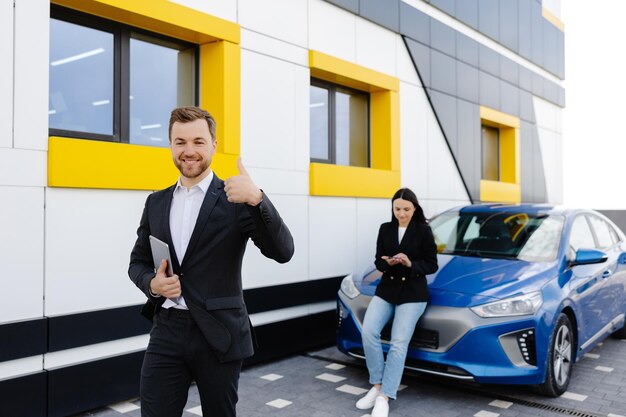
[
  {"xmin": 14, "ymin": 0, "xmax": 48, "ymax": 151},
  {"xmin": 241, "ymin": 29, "xmax": 308, "ymax": 66},
  {"xmin": 309, "ymin": 197, "xmax": 357, "ymax": 279},
  {"xmin": 356, "ymin": 198, "xmax": 389, "ymax": 272},
  {"xmin": 293, "ymin": 65, "xmax": 311, "ymax": 172},
  {"xmin": 169, "ymin": 0, "xmax": 237, "ymax": 22},
  {"xmin": 533, "ymin": 96, "xmax": 561, "ymax": 133},
  {"xmin": 0, "ymin": 149, "xmax": 46, "ymax": 187},
  {"xmin": 0, "ymin": 0, "xmax": 13, "ymax": 149},
  {"xmin": 239, "ymin": 0, "xmax": 308, "ymax": 47},
  {"xmin": 0, "ymin": 187, "xmax": 44, "ymax": 323},
  {"xmin": 424, "ymin": 199, "xmax": 465, "ymax": 219},
  {"xmin": 400, "ymin": 82, "xmax": 429, "ymax": 199},
  {"xmin": 241, "ymin": 51, "xmax": 298, "ymax": 170},
  {"xmin": 425, "ymin": 106, "xmax": 470, "ymax": 202},
  {"xmin": 245, "ymin": 167, "xmax": 308, "ymax": 196},
  {"xmin": 396, "ymin": 35, "xmax": 421, "ymax": 86},
  {"xmin": 536, "ymin": 128, "xmax": 563, "ymax": 204},
  {"xmin": 355, "ymin": 17, "xmax": 397, "ymax": 76},
  {"xmin": 242, "ymin": 195, "xmax": 308, "ymax": 289},
  {"xmin": 0, "ymin": 356, "xmax": 43, "ymax": 381},
  {"xmin": 309, "ymin": 0, "xmax": 356, "ymax": 62},
  {"xmin": 45, "ymin": 189, "xmax": 151, "ymax": 316}
]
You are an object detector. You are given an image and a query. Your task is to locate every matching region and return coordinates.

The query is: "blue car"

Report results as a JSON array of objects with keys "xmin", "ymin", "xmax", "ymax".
[{"xmin": 337, "ymin": 204, "xmax": 626, "ymax": 396}]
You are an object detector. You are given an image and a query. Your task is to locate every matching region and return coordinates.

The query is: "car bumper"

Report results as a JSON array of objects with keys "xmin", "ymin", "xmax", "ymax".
[{"xmin": 337, "ymin": 292, "xmax": 551, "ymax": 385}]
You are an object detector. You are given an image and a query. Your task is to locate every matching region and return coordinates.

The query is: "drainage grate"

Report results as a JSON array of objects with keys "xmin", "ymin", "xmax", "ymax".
[{"xmin": 304, "ymin": 352, "xmax": 609, "ymax": 417}]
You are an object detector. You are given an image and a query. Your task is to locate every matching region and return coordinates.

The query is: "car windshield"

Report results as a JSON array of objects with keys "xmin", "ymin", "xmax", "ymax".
[{"xmin": 429, "ymin": 210, "xmax": 564, "ymax": 262}]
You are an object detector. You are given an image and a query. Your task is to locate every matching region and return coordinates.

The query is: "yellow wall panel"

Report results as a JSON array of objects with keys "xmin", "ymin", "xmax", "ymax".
[{"xmin": 310, "ymin": 163, "xmax": 400, "ymax": 198}]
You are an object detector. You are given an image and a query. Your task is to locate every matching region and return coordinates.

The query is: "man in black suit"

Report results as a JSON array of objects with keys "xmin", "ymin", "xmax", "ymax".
[{"xmin": 129, "ymin": 106, "xmax": 294, "ymax": 417}]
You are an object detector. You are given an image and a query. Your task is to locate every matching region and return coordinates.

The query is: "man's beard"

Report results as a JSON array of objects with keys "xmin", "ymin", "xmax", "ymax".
[{"xmin": 174, "ymin": 157, "xmax": 210, "ymax": 179}]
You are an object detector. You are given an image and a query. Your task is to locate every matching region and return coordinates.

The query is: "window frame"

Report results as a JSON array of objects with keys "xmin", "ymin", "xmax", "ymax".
[
  {"xmin": 310, "ymin": 77, "xmax": 371, "ymax": 167},
  {"xmin": 49, "ymin": 5, "xmax": 199, "ymax": 144}
]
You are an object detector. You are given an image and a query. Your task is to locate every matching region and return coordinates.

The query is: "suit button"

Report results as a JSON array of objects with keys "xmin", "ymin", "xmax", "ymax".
[
  {"xmin": 401, "ymin": 277, "xmax": 406, "ymax": 281},
  {"xmin": 390, "ymin": 276, "xmax": 394, "ymax": 280}
]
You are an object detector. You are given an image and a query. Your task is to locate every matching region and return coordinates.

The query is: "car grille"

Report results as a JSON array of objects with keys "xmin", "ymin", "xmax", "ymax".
[{"xmin": 381, "ymin": 323, "xmax": 439, "ymax": 350}]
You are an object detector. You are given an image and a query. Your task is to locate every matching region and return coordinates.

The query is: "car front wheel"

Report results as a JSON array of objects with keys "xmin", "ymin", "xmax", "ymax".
[{"xmin": 538, "ymin": 313, "xmax": 574, "ymax": 397}]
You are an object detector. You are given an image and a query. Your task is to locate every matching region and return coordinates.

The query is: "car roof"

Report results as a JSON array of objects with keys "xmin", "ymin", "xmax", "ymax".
[{"xmin": 448, "ymin": 203, "xmax": 576, "ymax": 216}]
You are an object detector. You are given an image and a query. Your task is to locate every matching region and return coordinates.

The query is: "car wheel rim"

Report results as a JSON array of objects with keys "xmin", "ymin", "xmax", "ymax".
[{"xmin": 553, "ymin": 324, "xmax": 572, "ymax": 386}]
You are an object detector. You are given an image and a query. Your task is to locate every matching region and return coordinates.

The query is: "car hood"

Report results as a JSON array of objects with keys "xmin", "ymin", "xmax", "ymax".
[{"xmin": 427, "ymin": 254, "xmax": 557, "ymax": 307}]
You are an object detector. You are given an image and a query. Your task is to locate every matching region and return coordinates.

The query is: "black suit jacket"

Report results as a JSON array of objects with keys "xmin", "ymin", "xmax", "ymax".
[
  {"xmin": 374, "ymin": 221, "xmax": 438, "ymax": 304},
  {"xmin": 129, "ymin": 174, "xmax": 294, "ymax": 362}
]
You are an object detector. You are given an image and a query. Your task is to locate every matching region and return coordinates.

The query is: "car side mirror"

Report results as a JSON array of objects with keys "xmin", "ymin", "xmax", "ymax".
[{"xmin": 569, "ymin": 248, "xmax": 608, "ymax": 267}]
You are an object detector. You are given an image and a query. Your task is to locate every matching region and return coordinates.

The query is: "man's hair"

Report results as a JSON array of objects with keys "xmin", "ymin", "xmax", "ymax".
[{"xmin": 168, "ymin": 106, "xmax": 217, "ymax": 142}]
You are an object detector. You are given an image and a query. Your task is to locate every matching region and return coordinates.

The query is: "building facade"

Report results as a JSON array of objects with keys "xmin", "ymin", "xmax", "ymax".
[{"xmin": 0, "ymin": 0, "xmax": 564, "ymax": 415}]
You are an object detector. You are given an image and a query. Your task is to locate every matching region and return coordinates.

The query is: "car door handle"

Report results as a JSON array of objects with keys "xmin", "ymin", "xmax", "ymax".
[{"xmin": 602, "ymin": 269, "xmax": 612, "ymax": 279}]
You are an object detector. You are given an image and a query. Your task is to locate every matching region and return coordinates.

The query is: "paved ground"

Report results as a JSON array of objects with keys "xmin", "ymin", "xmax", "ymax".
[{"xmin": 77, "ymin": 338, "xmax": 626, "ymax": 417}]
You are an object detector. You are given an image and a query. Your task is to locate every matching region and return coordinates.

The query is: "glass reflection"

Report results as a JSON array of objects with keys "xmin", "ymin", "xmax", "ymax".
[
  {"xmin": 130, "ymin": 34, "xmax": 195, "ymax": 147},
  {"xmin": 49, "ymin": 19, "xmax": 113, "ymax": 135},
  {"xmin": 310, "ymin": 85, "xmax": 329, "ymax": 161}
]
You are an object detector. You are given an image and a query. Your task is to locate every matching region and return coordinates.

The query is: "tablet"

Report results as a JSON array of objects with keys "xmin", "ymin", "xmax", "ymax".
[{"xmin": 149, "ymin": 235, "xmax": 174, "ymax": 277}]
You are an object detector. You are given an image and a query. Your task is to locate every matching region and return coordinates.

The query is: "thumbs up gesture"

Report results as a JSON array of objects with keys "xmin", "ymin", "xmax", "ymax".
[{"xmin": 224, "ymin": 157, "xmax": 263, "ymax": 206}]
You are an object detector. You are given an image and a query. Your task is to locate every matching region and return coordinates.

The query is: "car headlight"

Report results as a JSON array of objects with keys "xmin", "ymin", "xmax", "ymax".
[
  {"xmin": 470, "ymin": 291, "xmax": 543, "ymax": 318},
  {"xmin": 340, "ymin": 275, "xmax": 360, "ymax": 299}
]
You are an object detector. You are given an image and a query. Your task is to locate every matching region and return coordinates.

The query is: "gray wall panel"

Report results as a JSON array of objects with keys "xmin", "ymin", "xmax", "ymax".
[
  {"xmin": 430, "ymin": 18, "xmax": 456, "ymax": 56},
  {"xmin": 456, "ymin": 61, "xmax": 479, "ymax": 103},
  {"xmin": 532, "ymin": 72, "xmax": 544, "ymax": 97},
  {"xmin": 456, "ymin": 33, "xmax": 479, "ymax": 67},
  {"xmin": 360, "ymin": 0, "xmax": 399, "ymax": 32},
  {"xmin": 500, "ymin": 81, "xmax": 519, "ymax": 117},
  {"xmin": 557, "ymin": 32, "xmax": 565, "ymax": 79},
  {"xmin": 499, "ymin": 0, "xmax": 518, "ymax": 52},
  {"xmin": 500, "ymin": 56, "xmax": 519, "ymax": 86},
  {"xmin": 543, "ymin": 24, "xmax": 559, "ymax": 76},
  {"xmin": 479, "ymin": 71, "xmax": 500, "ymax": 110},
  {"xmin": 430, "ymin": 0, "xmax": 455, "ymax": 16},
  {"xmin": 404, "ymin": 38, "xmax": 431, "ymax": 87},
  {"xmin": 543, "ymin": 79, "xmax": 559, "ymax": 106},
  {"xmin": 558, "ymin": 86, "xmax": 566, "ymax": 108},
  {"xmin": 478, "ymin": 0, "xmax": 499, "ymax": 41},
  {"xmin": 456, "ymin": 99, "xmax": 480, "ymax": 199},
  {"xmin": 518, "ymin": 0, "xmax": 532, "ymax": 60},
  {"xmin": 324, "ymin": 0, "xmax": 359, "ymax": 14},
  {"xmin": 400, "ymin": 3, "xmax": 430, "ymax": 45},
  {"xmin": 519, "ymin": 66, "xmax": 532, "ymax": 92},
  {"xmin": 530, "ymin": 1, "xmax": 544, "ymax": 68},
  {"xmin": 431, "ymin": 50, "xmax": 457, "ymax": 96},
  {"xmin": 429, "ymin": 90, "xmax": 458, "ymax": 155},
  {"xmin": 519, "ymin": 90, "xmax": 534, "ymax": 122},
  {"xmin": 455, "ymin": 0, "xmax": 478, "ymax": 29},
  {"xmin": 479, "ymin": 45, "xmax": 500, "ymax": 78}
]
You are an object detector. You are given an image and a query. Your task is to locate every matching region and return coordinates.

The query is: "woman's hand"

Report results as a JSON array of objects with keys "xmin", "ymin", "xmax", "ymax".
[{"xmin": 381, "ymin": 253, "xmax": 412, "ymax": 267}]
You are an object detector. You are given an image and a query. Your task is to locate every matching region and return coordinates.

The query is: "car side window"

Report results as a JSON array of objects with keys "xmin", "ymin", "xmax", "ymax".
[
  {"xmin": 588, "ymin": 215, "xmax": 614, "ymax": 249},
  {"xmin": 569, "ymin": 216, "xmax": 595, "ymax": 252}
]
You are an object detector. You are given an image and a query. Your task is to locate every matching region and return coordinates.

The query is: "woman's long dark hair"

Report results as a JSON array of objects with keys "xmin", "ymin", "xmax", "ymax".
[{"xmin": 390, "ymin": 188, "xmax": 426, "ymax": 225}]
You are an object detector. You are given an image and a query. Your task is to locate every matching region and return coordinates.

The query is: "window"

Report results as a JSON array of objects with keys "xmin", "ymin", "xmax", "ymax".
[
  {"xmin": 49, "ymin": 7, "xmax": 197, "ymax": 147},
  {"xmin": 479, "ymin": 106, "xmax": 521, "ymax": 203},
  {"xmin": 481, "ymin": 125, "xmax": 499, "ymax": 181},
  {"xmin": 569, "ymin": 216, "xmax": 595, "ymax": 252},
  {"xmin": 588, "ymin": 215, "xmax": 615, "ymax": 249},
  {"xmin": 310, "ymin": 79, "xmax": 369, "ymax": 167}
]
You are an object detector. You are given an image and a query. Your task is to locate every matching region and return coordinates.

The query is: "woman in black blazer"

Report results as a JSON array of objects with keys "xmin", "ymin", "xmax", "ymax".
[{"xmin": 355, "ymin": 188, "xmax": 438, "ymax": 417}]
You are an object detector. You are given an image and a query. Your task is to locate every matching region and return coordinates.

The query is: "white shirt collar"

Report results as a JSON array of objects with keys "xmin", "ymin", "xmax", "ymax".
[{"xmin": 175, "ymin": 170, "xmax": 214, "ymax": 194}]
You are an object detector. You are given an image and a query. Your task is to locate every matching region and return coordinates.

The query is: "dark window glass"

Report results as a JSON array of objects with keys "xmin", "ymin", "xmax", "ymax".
[
  {"xmin": 481, "ymin": 124, "xmax": 499, "ymax": 181},
  {"xmin": 49, "ymin": 7, "xmax": 197, "ymax": 146},
  {"xmin": 310, "ymin": 79, "xmax": 369, "ymax": 167},
  {"xmin": 49, "ymin": 19, "xmax": 114, "ymax": 135}
]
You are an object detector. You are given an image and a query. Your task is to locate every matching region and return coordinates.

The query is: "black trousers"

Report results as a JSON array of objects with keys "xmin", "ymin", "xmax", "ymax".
[{"xmin": 140, "ymin": 308, "xmax": 243, "ymax": 417}]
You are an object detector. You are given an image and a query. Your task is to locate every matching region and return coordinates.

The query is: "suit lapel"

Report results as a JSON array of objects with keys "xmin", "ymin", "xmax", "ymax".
[{"xmin": 181, "ymin": 175, "xmax": 224, "ymax": 267}]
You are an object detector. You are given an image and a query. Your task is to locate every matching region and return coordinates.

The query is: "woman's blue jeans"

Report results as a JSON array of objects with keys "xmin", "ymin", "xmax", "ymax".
[{"xmin": 361, "ymin": 296, "xmax": 426, "ymax": 399}]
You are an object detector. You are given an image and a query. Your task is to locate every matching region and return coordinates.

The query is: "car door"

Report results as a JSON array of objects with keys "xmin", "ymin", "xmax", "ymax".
[
  {"xmin": 587, "ymin": 214, "xmax": 623, "ymax": 325},
  {"xmin": 567, "ymin": 214, "xmax": 608, "ymax": 343}
]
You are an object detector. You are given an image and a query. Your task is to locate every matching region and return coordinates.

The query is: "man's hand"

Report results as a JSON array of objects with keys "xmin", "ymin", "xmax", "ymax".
[
  {"xmin": 224, "ymin": 158, "xmax": 263, "ymax": 206},
  {"xmin": 149, "ymin": 259, "xmax": 181, "ymax": 298}
]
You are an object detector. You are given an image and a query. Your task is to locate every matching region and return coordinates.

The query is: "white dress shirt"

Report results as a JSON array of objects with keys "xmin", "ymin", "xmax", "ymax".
[{"xmin": 162, "ymin": 171, "xmax": 214, "ymax": 309}]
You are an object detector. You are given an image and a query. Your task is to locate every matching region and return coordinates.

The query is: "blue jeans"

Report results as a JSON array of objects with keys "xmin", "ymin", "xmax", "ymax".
[{"xmin": 362, "ymin": 296, "xmax": 426, "ymax": 399}]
